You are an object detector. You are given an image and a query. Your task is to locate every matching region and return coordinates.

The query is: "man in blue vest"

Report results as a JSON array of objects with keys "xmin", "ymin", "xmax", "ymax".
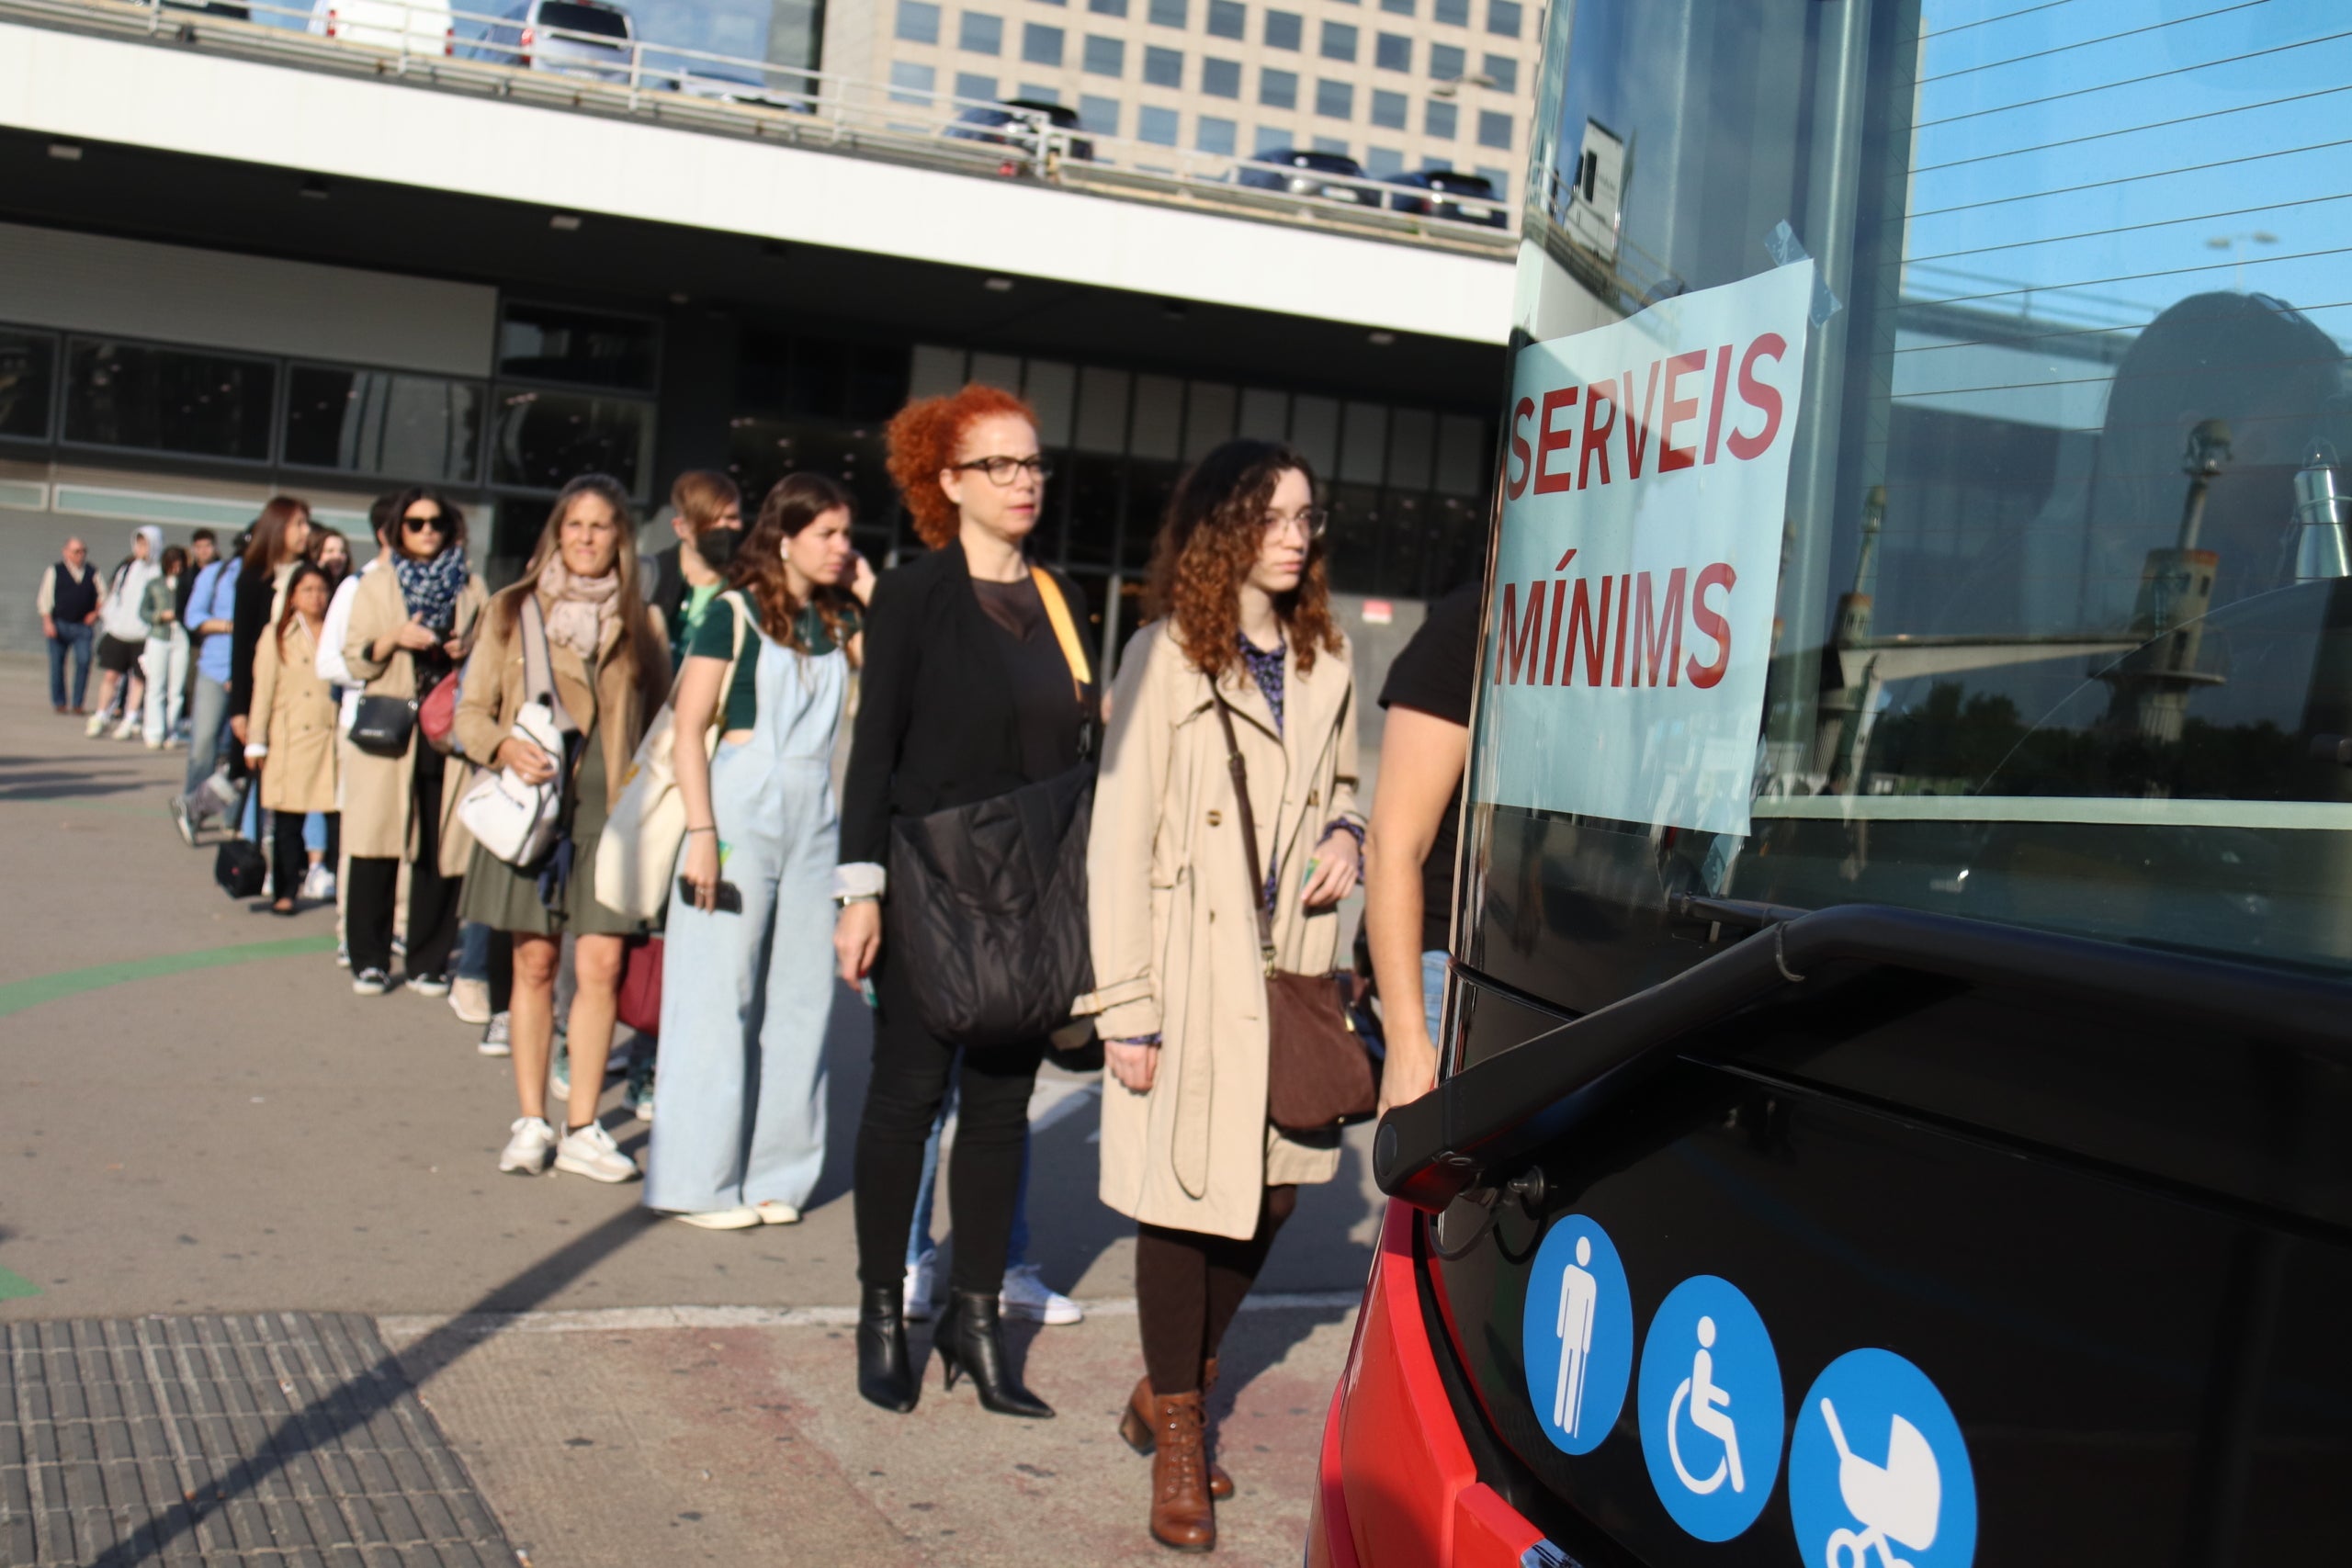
[{"xmin": 36, "ymin": 537, "xmax": 100, "ymax": 714}]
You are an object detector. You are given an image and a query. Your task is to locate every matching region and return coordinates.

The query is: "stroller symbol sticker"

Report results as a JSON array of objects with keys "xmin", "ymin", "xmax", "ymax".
[
  {"xmin": 1789, "ymin": 1348, "xmax": 1976, "ymax": 1568},
  {"xmin": 1519, "ymin": 1216, "xmax": 1633, "ymax": 1455},
  {"xmin": 1636, "ymin": 1276, "xmax": 1783, "ymax": 1540}
]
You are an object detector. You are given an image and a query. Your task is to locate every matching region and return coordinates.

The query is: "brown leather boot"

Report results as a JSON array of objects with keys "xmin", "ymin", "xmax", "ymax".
[
  {"xmin": 1122, "ymin": 1374, "xmax": 1234, "ymax": 1499},
  {"xmin": 1146, "ymin": 1391, "xmax": 1215, "ymax": 1552}
]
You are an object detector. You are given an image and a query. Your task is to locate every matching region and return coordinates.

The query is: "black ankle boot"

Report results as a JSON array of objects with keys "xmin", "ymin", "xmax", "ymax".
[
  {"xmin": 856, "ymin": 1284, "xmax": 917, "ymax": 1413},
  {"xmin": 934, "ymin": 1289, "xmax": 1054, "ymax": 1418}
]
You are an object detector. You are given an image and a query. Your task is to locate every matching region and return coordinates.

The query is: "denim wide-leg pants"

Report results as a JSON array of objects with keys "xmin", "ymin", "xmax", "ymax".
[{"xmin": 644, "ymin": 631, "xmax": 846, "ymax": 1215}]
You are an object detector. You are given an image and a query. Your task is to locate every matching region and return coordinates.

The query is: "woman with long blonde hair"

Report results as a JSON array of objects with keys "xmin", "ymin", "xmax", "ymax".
[{"xmin": 453, "ymin": 475, "xmax": 672, "ymax": 1182}]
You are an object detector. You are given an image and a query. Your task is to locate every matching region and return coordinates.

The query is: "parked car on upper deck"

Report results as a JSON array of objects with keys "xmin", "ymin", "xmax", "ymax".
[
  {"xmin": 944, "ymin": 99, "xmax": 1095, "ymax": 165},
  {"xmin": 458, "ymin": 0, "xmax": 635, "ymax": 83},
  {"xmin": 1385, "ymin": 168, "xmax": 1507, "ymax": 228},
  {"xmin": 1236, "ymin": 148, "xmax": 1383, "ymax": 208},
  {"xmin": 308, "ymin": 0, "xmax": 453, "ymax": 54}
]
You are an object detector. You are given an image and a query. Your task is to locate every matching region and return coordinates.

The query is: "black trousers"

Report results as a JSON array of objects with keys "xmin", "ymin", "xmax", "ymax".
[
  {"xmin": 347, "ymin": 746, "xmax": 463, "ymax": 976},
  {"xmin": 1135, "ymin": 1185, "xmax": 1299, "ymax": 1395},
  {"xmin": 853, "ymin": 950, "xmax": 1046, "ymax": 1295},
  {"xmin": 269, "ymin": 808, "xmax": 336, "ymax": 902}
]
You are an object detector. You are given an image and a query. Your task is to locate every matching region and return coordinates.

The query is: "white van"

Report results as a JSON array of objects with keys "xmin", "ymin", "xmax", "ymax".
[{"xmin": 308, "ymin": 0, "xmax": 454, "ymax": 54}]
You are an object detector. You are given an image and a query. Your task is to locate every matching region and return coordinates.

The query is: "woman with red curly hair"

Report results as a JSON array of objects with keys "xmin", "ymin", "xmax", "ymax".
[
  {"xmin": 1083, "ymin": 438, "xmax": 1363, "ymax": 1552},
  {"xmin": 834, "ymin": 383, "xmax": 1097, "ymax": 1420}
]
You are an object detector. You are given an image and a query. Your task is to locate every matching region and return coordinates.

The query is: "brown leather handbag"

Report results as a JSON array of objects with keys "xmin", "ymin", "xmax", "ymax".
[{"xmin": 1212, "ymin": 693, "xmax": 1378, "ymax": 1133}]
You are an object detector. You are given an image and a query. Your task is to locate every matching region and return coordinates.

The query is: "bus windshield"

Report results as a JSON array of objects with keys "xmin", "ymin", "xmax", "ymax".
[{"xmin": 1465, "ymin": 0, "xmax": 2352, "ymax": 993}]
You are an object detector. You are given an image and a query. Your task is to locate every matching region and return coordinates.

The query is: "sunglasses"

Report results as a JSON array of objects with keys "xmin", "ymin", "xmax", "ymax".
[{"xmin": 401, "ymin": 513, "xmax": 447, "ymax": 533}]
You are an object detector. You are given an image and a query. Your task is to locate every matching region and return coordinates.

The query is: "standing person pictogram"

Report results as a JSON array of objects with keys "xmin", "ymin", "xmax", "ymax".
[
  {"xmin": 1520, "ymin": 1216, "xmax": 1634, "ymax": 1455},
  {"xmin": 1554, "ymin": 1235, "xmax": 1600, "ymax": 1435}
]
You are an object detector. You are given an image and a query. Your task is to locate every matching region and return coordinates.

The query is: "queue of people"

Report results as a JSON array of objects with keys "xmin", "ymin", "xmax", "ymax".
[{"xmin": 44, "ymin": 377, "xmax": 1475, "ymax": 1556}]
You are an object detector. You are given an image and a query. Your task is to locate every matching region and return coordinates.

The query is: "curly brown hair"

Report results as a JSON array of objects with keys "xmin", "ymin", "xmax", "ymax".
[
  {"xmin": 730, "ymin": 471, "xmax": 859, "ymax": 652},
  {"xmin": 884, "ymin": 383, "xmax": 1036, "ymax": 549},
  {"xmin": 1142, "ymin": 439, "xmax": 1340, "ymax": 683}
]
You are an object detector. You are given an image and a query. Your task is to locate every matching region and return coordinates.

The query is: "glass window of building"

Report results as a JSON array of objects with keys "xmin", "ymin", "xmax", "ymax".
[
  {"xmin": 1088, "ymin": 0, "xmax": 1126, "ymax": 15},
  {"xmin": 1074, "ymin": 365, "xmax": 1130, "ymax": 455},
  {"xmin": 1201, "ymin": 56, "xmax": 1240, "ymax": 96},
  {"xmin": 1017, "ymin": 81, "xmax": 1060, "ymax": 100},
  {"xmin": 1204, "ymin": 0, "xmax": 1243, "ymax": 39},
  {"xmin": 1364, "ymin": 144, "xmax": 1403, "ymax": 176},
  {"xmin": 1430, "ymin": 0, "xmax": 1464, "ymax": 24},
  {"xmin": 1379, "ymin": 0, "xmax": 1410, "ymax": 12},
  {"xmin": 1148, "ymin": 0, "xmax": 1185, "ymax": 24},
  {"xmin": 889, "ymin": 60, "xmax": 936, "ymax": 102},
  {"xmin": 282, "ymin": 367, "xmax": 482, "ymax": 484},
  {"xmin": 1024, "ymin": 359, "xmax": 1076, "ymax": 447},
  {"xmin": 1195, "ymin": 114, "xmax": 1237, "ymax": 154},
  {"xmin": 491, "ymin": 389, "xmax": 650, "ymax": 495},
  {"xmin": 1080, "ymin": 94, "xmax": 1121, "ymax": 132},
  {"xmin": 1483, "ymin": 0, "xmax": 1516, "ymax": 35},
  {"xmin": 1428, "ymin": 40, "xmax": 1462, "ymax": 79},
  {"xmin": 1370, "ymin": 87, "xmax": 1406, "ymax": 130},
  {"xmin": 1131, "ymin": 374, "xmax": 1183, "ymax": 460},
  {"xmin": 1374, "ymin": 30, "xmax": 1409, "ymax": 70},
  {"xmin": 1021, "ymin": 21, "xmax": 1063, "ymax": 63},
  {"xmin": 1263, "ymin": 8, "xmax": 1300, "ymax": 49},
  {"xmin": 1143, "ymin": 44, "xmax": 1182, "ymax": 86},
  {"xmin": 498, "ymin": 302, "xmax": 658, "ymax": 391},
  {"xmin": 1183, "ymin": 382, "xmax": 1238, "ymax": 457},
  {"xmin": 1473, "ymin": 162, "xmax": 1508, "ymax": 193},
  {"xmin": 1424, "ymin": 97, "xmax": 1455, "ymax": 138},
  {"xmin": 62, "ymin": 338, "xmax": 275, "ymax": 464},
  {"xmin": 1083, "ymin": 33, "xmax": 1125, "ymax": 74},
  {"xmin": 1320, "ymin": 19, "xmax": 1357, "ymax": 62},
  {"xmin": 1138, "ymin": 104, "xmax": 1180, "ymax": 144},
  {"xmin": 0, "ymin": 328, "xmax": 55, "ymax": 442},
  {"xmin": 1310, "ymin": 134, "xmax": 1351, "ymax": 156},
  {"xmin": 1315, "ymin": 78, "xmax": 1353, "ymax": 119},
  {"xmin": 1259, "ymin": 67, "xmax": 1297, "ymax": 108},
  {"xmin": 955, "ymin": 70, "xmax": 997, "ymax": 100},
  {"xmin": 959, "ymin": 11, "xmax": 1002, "ymax": 51},
  {"xmin": 1253, "ymin": 125, "xmax": 1291, "ymax": 155},
  {"xmin": 896, "ymin": 0, "xmax": 941, "ymax": 42},
  {"xmin": 1479, "ymin": 50, "xmax": 1515, "ymax": 92},
  {"xmin": 1476, "ymin": 108, "xmax": 1510, "ymax": 149}
]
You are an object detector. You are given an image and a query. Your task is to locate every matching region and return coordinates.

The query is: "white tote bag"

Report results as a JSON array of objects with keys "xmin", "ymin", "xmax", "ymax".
[
  {"xmin": 594, "ymin": 589, "xmax": 752, "ymax": 920},
  {"xmin": 457, "ymin": 596, "xmax": 576, "ymax": 867}
]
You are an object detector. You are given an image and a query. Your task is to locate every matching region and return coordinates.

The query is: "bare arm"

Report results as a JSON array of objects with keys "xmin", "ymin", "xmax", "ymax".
[{"xmin": 1365, "ymin": 705, "xmax": 1469, "ymax": 1115}]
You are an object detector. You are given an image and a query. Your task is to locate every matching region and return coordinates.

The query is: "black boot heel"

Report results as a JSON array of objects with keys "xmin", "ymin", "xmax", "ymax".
[
  {"xmin": 935, "ymin": 1289, "xmax": 1054, "ymax": 1418},
  {"xmin": 856, "ymin": 1284, "xmax": 918, "ymax": 1413}
]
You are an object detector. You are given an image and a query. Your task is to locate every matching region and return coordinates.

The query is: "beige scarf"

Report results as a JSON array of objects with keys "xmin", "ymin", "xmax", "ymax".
[{"xmin": 536, "ymin": 558, "xmax": 621, "ymax": 660}]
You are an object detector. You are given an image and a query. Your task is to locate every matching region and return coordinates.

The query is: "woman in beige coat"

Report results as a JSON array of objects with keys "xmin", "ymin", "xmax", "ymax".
[
  {"xmin": 1085, "ymin": 438, "xmax": 1363, "ymax": 1552},
  {"xmin": 246, "ymin": 564, "xmax": 340, "ymax": 917},
  {"xmin": 342, "ymin": 490, "xmax": 487, "ymax": 998}
]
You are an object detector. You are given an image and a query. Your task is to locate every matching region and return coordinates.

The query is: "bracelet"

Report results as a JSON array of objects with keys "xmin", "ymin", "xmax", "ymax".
[{"xmin": 684, "ymin": 826, "xmax": 718, "ymax": 836}]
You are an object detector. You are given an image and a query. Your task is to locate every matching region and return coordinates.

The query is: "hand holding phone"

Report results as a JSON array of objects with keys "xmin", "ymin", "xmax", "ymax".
[{"xmin": 680, "ymin": 875, "xmax": 743, "ymax": 914}]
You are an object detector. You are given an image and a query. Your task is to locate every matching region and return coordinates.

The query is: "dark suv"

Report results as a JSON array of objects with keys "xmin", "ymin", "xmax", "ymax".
[
  {"xmin": 1235, "ymin": 148, "xmax": 1382, "ymax": 208},
  {"xmin": 1385, "ymin": 168, "xmax": 1506, "ymax": 228}
]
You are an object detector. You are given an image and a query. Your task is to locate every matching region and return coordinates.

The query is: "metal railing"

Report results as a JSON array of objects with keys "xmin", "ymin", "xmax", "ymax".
[{"xmin": 7, "ymin": 0, "xmax": 1518, "ymax": 257}]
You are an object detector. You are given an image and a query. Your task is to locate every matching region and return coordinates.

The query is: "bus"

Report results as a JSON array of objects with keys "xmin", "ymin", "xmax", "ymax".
[{"xmin": 1314, "ymin": 3, "xmax": 2352, "ymax": 1565}]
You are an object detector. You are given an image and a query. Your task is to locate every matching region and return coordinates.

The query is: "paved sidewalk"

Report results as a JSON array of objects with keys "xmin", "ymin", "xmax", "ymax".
[{"xmin": 0, "ymin": 660, "xmax": 1374, "ymax": 1564}]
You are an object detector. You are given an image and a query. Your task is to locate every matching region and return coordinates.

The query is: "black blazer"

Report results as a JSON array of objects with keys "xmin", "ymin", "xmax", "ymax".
[{"xmin": 840, "ymin": 541, "xmax": 1096, "ymax": 868}]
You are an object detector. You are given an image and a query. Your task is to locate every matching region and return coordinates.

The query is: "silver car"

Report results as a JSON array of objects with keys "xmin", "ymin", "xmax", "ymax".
[{"xmin": 460, "ymin": 0, "xmax": 636, "ymax": 83}]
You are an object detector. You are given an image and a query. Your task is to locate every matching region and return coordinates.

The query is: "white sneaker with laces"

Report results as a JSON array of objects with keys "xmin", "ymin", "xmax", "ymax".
[
  {"xmin": 478, "ymin": 1011, "xmax": 513, "ymax": 1057},
  {"xmin": 352, "ymin": 967, "xmax": 390, "ymax": 997},
  {"xmin": 498, "ymin": 1116, "xmax": 557, "ymax": 1175},
  {"xmin": 84, "ymin": 710, "xmax": 107, "ymax": 738},
  {"xmin": 300, "ymin": 863, "xmax": 336, "ymax": 902},
  {"xmin": 903, "ymin": 1247, "xmax": 938, "ymax": 1322},
  {"xmin": 553, "ymin": 1121, "xmax": 638, "ymax": 1183},
  {"xmin": 448, "ymin": 976, "xmax": 493, "ymax": 1026},
  {"xmin": 1001, "ymin": 1263, "xmax": 1083, "ymax": 1325}
]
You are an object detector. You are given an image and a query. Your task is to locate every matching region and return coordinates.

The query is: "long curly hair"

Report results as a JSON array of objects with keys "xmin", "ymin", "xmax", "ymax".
[
  {"xmin": 730, "ymin": 472, "xmax": 859, "ymax": 652},
  {"xmin": 884, "ymin": 382, "xmax": 1036, "ymax": 549},
  {"xmin": 1142, "ymin": 439, "xmax": 1340, "ymax": 683}
]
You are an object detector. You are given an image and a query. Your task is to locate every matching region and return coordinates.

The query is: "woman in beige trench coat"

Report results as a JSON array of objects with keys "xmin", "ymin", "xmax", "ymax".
[
  {"xmin": 1084, "ymin": 438, "xmax": 1363, "ymax": 1553},
  {"xmin": 246, "ymin": 564, "xmax": 341, "ymax": 917}
]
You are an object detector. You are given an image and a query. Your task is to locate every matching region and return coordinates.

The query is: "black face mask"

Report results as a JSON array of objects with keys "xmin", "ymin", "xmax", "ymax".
[{"xmin": 693, "ymin": 525, "xmax": 742, "ymax": 572}]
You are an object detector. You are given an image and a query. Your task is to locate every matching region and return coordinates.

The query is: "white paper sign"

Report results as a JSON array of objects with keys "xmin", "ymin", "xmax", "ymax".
[{"xmin": 1475, "ymin": 261, "xmax": 1814, "ymax": 835}]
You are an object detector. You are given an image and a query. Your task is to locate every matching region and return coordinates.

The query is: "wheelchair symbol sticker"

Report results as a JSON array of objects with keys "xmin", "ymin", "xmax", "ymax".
[
  {"xmin": 1789, "ymin": 1349, "xmax": 1976, "ymax": 1568},
  {"xmin": 1635, "ymin": 1275, "xmax": 1784, "ymax": 1540},
  {"xmin": 1520, "ymin": 1215, "xmax": 1634, "ymax": 1454}
]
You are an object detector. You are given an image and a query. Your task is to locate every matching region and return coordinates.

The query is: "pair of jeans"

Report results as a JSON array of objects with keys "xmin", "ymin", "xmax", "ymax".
[
  {"xmin": 181, "ymin": 674, "xmax": 232, "ymax": 807},
  {"xmin": 905, "ymin": 1081, "xmax": 1032, "ymax": 1270},
  {"xmin": 47, "ymin": 625, "xmax": 94, "ymax": 710},
  {"xmin": 141, "ymin": 630, "xmax": 187, "ymax": 746},
  {"xmin": 455, "ymin": 923, "xmax": 515, "ymax": 1013}
]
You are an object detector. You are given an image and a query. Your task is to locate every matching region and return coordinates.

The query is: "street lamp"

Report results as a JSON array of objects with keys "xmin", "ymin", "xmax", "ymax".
[{"xmin": 2205, "ymin": 230, "xmax": 2278, "ymax": 292}]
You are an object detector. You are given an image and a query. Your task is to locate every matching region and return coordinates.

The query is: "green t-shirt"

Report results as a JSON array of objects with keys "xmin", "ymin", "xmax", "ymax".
[{"xmin": 685, "ymin": 595, "xmax": 862, "ymax": 730}]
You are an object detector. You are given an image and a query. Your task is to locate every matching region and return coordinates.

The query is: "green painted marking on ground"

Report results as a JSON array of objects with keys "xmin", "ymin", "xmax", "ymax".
[
  {"xmin": 0, "ymin": 1266, "xmax": 39, "ymax": 1301},
  {"xmin": 0, "ymin": 934, "xmax": 337, "ymax": 1019}
]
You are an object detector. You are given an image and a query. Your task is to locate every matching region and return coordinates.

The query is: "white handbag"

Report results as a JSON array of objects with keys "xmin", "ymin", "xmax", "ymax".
[
  {"xmin": 457, "ymin": 596, "xmax": 576, "ymax": 868},
  {"xmin": 594, "ymin": 590, "xmax": 752, "ymax": 919}
]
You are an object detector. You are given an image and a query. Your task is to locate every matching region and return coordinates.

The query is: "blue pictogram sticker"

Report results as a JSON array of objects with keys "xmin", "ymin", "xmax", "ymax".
[
  {"xmin": 1519, "ymin": 1215, "xmax": 1634, "ymax": 1454},
  {"xmin": 1636, "ymin": 1275, "xmax": 1784, "ymax": 1540},
  {"xmin": 1789, "ymin": 1348, "xmax": 1977, "ymax": 1568}
]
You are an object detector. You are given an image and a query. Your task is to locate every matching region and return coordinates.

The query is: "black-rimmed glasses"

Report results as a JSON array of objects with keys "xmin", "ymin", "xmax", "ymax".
[{"xmin": 952, "ymin": 455, "xmax": 1054, "ymax": 484}]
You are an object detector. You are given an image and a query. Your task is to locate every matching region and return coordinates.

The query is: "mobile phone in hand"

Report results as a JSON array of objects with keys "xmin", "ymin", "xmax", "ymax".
[{"xmin": 680, "ymin": 876, "xmax": 744, "ymax": 914}]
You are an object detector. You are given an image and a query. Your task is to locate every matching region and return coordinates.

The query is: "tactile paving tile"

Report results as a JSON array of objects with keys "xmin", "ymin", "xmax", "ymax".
[{"xmin": 1, "ymin": 1313, "xmax": 513, "ymax": 1567}]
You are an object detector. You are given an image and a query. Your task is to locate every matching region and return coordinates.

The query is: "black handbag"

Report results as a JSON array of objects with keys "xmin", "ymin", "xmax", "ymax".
[
  {"xmin": 212, "ymin": 784, "xmax": 266, "ymax": 899},
  {"xmin": 348, "ymin": 694, "xmax": 417, "ymax": 758}
]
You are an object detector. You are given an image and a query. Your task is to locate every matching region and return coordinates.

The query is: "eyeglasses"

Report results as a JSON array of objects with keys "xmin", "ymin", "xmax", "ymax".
[
  {"xmin": 1261, "ymin": 507, "xmax": 1329, "ymax": 540},
  {"xmin": 401, "ymin": 513, "xmax": 447, "ymax": 534},
  {"xmin": 952, "ymin": 455, "xmax": 1053, "ymax": 485}
]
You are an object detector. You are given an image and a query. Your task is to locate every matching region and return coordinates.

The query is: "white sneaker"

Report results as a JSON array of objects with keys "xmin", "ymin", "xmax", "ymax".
[
  {"xmin": 300, "ymin": 863, "xmax": 336, "ymax": 902},
  {"xmin": 112, "ymin": 716, "xmax": 139, "ymax": 741},
  {"xmin": 334, "ymin": 942, "xmax": 350, "ymax": 969},
  {"xmin": 408, "ymin": 973, "xmax": 451, "ymax": 998},
  {"xmin": 673, "ymin": 1206, "xmax": 760, "ymax": 1230},
  {"xmin": 352, "ymin": 967, "xmax": 390, "ymax": 997},
  {"xmin": 1001, "ymin": 1262, "xmax": 1083, "ymax": 1325},
  {"xmin": 478, "ymin": 1011, "xmax": 512, "ymax": 1057},
  {"xmin": 498, "ymin": 1116, "xmax": 557, "ymax": 1175},
  {"xmin": 85, "ymin": 710, "xmax": 107, "ymax": 737},
  {"xmin": 553, "ymin": 1121, "xmax": 638, "ymax": 1183},
  {"xmin": 754, "ymin": 1201, "xmax": 801, "ymax": 1225},
  {"xmin": 448, "ymin": 976, "xmax": 493, "ymax": 1027},
  {"xmin": 143, "ymin": 737, "xmax": 162, "ymax": 750},
  {"xmin": 903, "ymin": 1247, "xmax": 938, "ymax": 1322}
]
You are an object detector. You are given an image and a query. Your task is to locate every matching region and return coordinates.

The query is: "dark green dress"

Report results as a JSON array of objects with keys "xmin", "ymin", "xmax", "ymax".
[{"xmin": 459, "ymin": 720, "xmax": 643, "ymax": 937}]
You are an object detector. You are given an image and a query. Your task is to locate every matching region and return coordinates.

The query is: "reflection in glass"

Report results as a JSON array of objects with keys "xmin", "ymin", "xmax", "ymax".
[
  {"xmin": 1065, "ymin": 452, "xmax": 1125, "ymax": 567},
  {"xmin": 0, "ymin": 330, "xmax": 55, "ymax": 441},
  {"xmin": 724, "ymin": 417, "xmax": 893, "ymax": 536},
  {"xmin": 498, "ymin": 301, "xmax": 660, "ymax": 391},
  {"xmin": 62, "ymin": 338, "xmax": 274, "ymax": 462},
  {"xmin": 492, "ymin": 389, "xmax": 652, "ymax": 494},
  {"xmin": 283, "ymin": 367, "xmax": 481, "ymax": 483}
]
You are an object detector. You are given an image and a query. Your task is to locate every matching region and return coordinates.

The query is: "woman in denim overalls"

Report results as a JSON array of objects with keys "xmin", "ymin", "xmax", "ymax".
[{"xmin": 645, "ymin": 473, "xmax": 869, "ymax": 1227}]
